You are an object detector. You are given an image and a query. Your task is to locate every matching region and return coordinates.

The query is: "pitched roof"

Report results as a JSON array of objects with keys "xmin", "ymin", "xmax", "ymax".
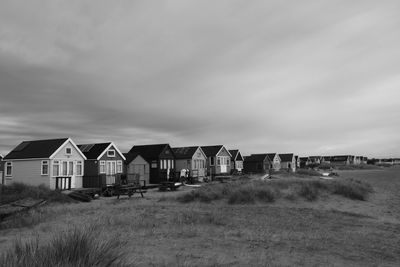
[
  {"xmin": 229, "ymin": 149, "xmax": 244, "ymax": 161},
  {"xmin": 267, "ymin": 153, "xmax": 278, "ymax": 161},
  {"xmin": 123, "ymin": 152, "xmax": 143, "ymax": 164},
  {"xmin": 128, "ymin": 144, "xmax": 171, "ymax": 161},
  {"xmin": 279, "ymin": 153, "xmax": 294, "ymax": 162},
  {"xmin": 4, "ymin": 138, "xmax": 69, "ymax": 160},
  {"xmin": 78, "ymin": 143, "xmax": 111, "ymax": 159},
  {"xmin": 331, "ymin": 155, "xmax": 351, "ymax": 161},
  {"xmin": 172, "ymin": 146, "xmax": 199, "ymax": 159},
  {"xmin": 244, "ymin": 154, "xmax": 270, "ymax": 162},
  {"xmin": 201, "ymin": 145, "xmax": 224, "ymax": 157}
]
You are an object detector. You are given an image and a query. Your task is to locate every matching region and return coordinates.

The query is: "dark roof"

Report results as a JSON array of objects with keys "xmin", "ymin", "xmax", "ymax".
[
  {"xmin": 331, "ymin": 155, "xmax": 351, "ymax": 161},
  {"xmin": 244, "ymin": 154, "xmax": 270, "ymax": 162},
  {"xmin": 4, "ymin": 138, "xmax": 69, "ymax": 160},
  {"xmin": 266, "ymin": 153, "xmax": 277, "ymax": 161},
  {"xmin": 128, "ymin": 144, "xmax": 171, "ymax": 161},
  {"xmin": 201, "ymin": 145, "xmax": 224, "ymax": 157},
  {"xmin": 172, "ymin": 147, "xmax": 199, "ymax": 159},
  {"xmin": 229, "ymin": 149, "xmax": 244, "ymax": 161},
  {"xmin": 124, "ymin": 152, "xmax": 142, "ymax": 164},
  {"xmin": 78, "ymin": 143, "xmax": 111, "ymax": 159},
  {"xmin": 279, "ymin": 153, "xmax": 294, "ymax": 162}
]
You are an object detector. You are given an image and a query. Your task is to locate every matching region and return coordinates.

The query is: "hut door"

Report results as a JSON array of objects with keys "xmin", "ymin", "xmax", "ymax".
[{"xmin": 106, "ymin": 161, "xmax": 116, "ymax": 184}]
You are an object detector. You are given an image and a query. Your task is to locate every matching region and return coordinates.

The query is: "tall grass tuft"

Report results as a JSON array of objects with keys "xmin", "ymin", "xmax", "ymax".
[
  {"xmin": 177, "ymin": 178, "xmax": 373, "ymax": 204},
  {"xmin": 0, "ymin": 182, "xmax": 74, "ymax": 204},
  {"xmin": 0, "ymin": 227, "xmax": 126, "ymax": 267}
]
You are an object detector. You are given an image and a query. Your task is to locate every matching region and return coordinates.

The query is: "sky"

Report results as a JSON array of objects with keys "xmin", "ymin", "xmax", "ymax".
[{"xmin": 1, "ymin": 0, "xmax": 400, "ymax": 158}]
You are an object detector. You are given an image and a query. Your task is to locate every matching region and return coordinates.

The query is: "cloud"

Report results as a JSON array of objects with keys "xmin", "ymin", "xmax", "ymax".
[{"xmin": 1, "ymin": 0, "xmax": 400, "ymax": 158}]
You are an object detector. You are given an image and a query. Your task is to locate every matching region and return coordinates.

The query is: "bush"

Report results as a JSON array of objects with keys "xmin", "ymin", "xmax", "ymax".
[
  {"xmin": 331, "ymin": 179, "xmax": 373, "ymax": 200},
  {"xmin": 0, "ymin": 227, "xmax": 126, "ymax": 267},
  {"xmin": 298, "ymin": 182, "xmax": 319, "ymax": 201}
]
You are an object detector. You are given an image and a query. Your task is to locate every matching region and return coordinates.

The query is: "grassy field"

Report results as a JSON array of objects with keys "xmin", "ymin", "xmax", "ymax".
[{"xmin": 1, "ymin": 167, "xmax": 400, "ymax": 266}]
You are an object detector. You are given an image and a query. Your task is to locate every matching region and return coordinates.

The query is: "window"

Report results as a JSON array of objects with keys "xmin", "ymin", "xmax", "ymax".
[
  {"xmin": 227, "ymin": 157, "xmax": 230, "ymax": 166},
  {"xmin": 68, "ymin": 162, "xmax": 73, "ymax": 175},
  {"xmin": 151, "ymin": 161, "xmax": 157, "ymax": 168},
  {"xmin": 117, "ymin": 160, "xmax": 123, "ymax": 173},
  {"xmin": 76, "ymin": 161, "xmax": 83, "ymax": 176},
  {"xmin": 41, "ymin": 161, "xmax": 49, "ymax": 175},
  {"xmin": 5, "ymin": 162, "xmax": 12, "ymax": 176},
  {"xmin": 66, "ymin": 147, "xmax": 72, "ymax": 155},
  {"xmin": 107, "ymin": 150, "xmax": 115, "ymax": 157},
  {"xmin": 53, "ymin": 161, "xmax": 60, "ymax": 176},
  {"xmin": 100, "ymin": 161, "xmax": 106, "ymax": 173},
  {"xmin": 210, "ymin": 157, "xmax": 214, "ymax": 166},
  {"xmin": 217, "ymin": 157, "xmax": 221, "ymax": 165},
  {"xmin": 62, "ymin": 161, "xmax": 68, "ymax": 175}
]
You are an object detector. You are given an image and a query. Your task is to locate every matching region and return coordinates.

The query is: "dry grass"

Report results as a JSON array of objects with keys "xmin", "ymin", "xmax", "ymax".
[
  {"xmin": 0, "ymin": 168, "xmax": 400, "ymax": 266},
  {"xmin": 0, "ymin": 182, "xmax": 74, "ymax": 205},
  {"xmin": 0, "ymin": 227, "xmax": 126, "ymax": 267},
  {"xmin": 177, "ymin": 178, "xmax": 373, "ymax": 204}
]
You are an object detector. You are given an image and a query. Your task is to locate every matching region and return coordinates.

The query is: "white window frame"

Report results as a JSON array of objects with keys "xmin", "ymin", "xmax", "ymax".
[
  {"xmin": 66, "ymin": 147, "xmax": 72, "ymax": 155},
  {"xmin": 41, "ymin": 160, "xmax": 49, "ymax": 175},
  {"xmin": 76, "ymin": 161, "xmax": 83, "ymax": 176},
  {"xmin": 117, "ymin": 160, "xmax": 123, "ymax": 173},
  {"xmin": 107, "ymin": 149, "xmax": 116, "ymax": 157},
  {"xmin": 5, "ymin": 162, "xmax": 12, "ymax": 176},
  {"xmin": 100, "ymin": 160, "xmax": 106, "ymax": 174}
]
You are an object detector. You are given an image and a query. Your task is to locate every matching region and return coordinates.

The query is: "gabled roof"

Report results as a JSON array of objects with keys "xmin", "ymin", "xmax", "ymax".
[
  {"xmin": 201, "ymin": 145, "xmax": 232, "ymax": 157},
  {"xmin": 229, "ymin": 149, "xmax": 244, "ymax": 161},
  {"xmin": 279, "ymin": 153, "xmax": 294, "ymax": 162},
  {"xmin": 172, "ymin": 146, "xmax": 203, "ymax": 159},
  {"xmin": 331, "ymin": 155, "xmax": 351, "ymax": 161},
  {"xmin": 78, "ymin": 142, "xmax": 126, "ymax": 161},
  {"xmin": 4, "ymin": 138, "xmax": 86, "ymax": 160},
  {"xmin": 266, "ymin": 153, "xmax": 279, "ymax": 162},
  {"xmin": 128, "ymin": 144, "xmax": 172, "ymax": 162},
  {"xmin": 244, "ymin": 154, "xmax": 270, "ymax": 162},
  {"xmin": 123, "ymin": 152, "xmax": 145, "ymax": 164}
]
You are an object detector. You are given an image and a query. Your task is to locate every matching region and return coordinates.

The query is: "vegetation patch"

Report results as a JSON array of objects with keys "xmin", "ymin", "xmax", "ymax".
[
  {"xmin": 0, "ymin": 227, "xmax": 126, "ymax": 267},
  {"xmin": 0, "ymin": 183, "xmax": 74, "ymax": 205},
  {"xmin": 177, "ymin": 178, "xmax": 373, "ymax": 204},
  {"xmin": 295, "ymin": 169, "xmax": 321, "ymax": 176}
]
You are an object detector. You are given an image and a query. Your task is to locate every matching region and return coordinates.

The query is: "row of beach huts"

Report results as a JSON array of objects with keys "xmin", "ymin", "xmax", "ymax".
[{"xmin": 0, "ymin": 137, "xmax": 397, "ymax": 190}]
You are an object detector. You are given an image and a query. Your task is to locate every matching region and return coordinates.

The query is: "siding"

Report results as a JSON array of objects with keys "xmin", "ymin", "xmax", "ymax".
[
  {"xmin": 5, "ymin": 159, "xmax": 50, "ymax": 187},
  {"xmin": 127, "ymin": 155, "xmax": 150, "ymax": 185}
]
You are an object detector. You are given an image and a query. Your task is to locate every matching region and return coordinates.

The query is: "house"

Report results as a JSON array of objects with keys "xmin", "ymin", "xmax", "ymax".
[
  {"xmin": 330, "ymin": 155, "xmax": 352, "ymax": 165},
  {"xmin": 3, "ymin": 138, "xmax": 86, "ymax": 190},
  {"xmin": 127, "ymin": 144, "xmax": 175, "ymax": 184},
  {"xmin": 299, "ymin": 157, "xmax": 311, "ymax": 168},
  {"xmin": 353, "ymin": 156, "xmax": 362, "ymax": 165},
  {"xmin": 362, "ymin": 157, "xmax": 368, "ymax": 164},
  {"xmin": 172, "ymin": 146, "xmax": 207, "ymax": 181},
  {"xmin": 78, "ymin": 142, "xmax": 126, "ymax": 188},
  {"xmin": 321, "ymin": 156, "xmax": 332, "ymax": 164},
  {"xmin": 243, "ymin": 154, "xmax": 271, "ymax": 173},
  {"xmin": 279, "ymin": 153, "xmax": 296, "ymax": 172},
  {"xmin": 201, "ymin": 145, "xmax": 232, "ymax": 176},
  {"xmin": 267, "ymin": 153, "xmax": 281, "ymax": 171},
  {"xmin": 295, "ymin": 155, "xmax": 300, "ymax": 168},
  {"xmin": 0, "ymin": 154, "xmax": 4, "ymax": 184},
  {"xmin": 309, "ymin": 156, "xmax": 322, "ymax": 165},
  {"xmin": 229, "ymin": 149, "xmax": 244, "ymax": 173},
  {"xmin": 124, "ymin": 152, "xmax": 150, "ymax": 186}
]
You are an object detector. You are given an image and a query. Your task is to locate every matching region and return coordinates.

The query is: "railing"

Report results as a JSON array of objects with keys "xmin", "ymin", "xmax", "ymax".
[{"xmin": 55, "ymin": 176, "xmax": 71, "ymax": 191}]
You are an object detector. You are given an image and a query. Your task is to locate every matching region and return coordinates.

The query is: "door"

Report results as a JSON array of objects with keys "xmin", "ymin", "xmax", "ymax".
[
  {"xmin": 106, "ymin": 161, "xmax": 116, "ymax": 184},
  {"xmin": 133, "ymin": 164, "xmax": 145, "ymax": 180}
]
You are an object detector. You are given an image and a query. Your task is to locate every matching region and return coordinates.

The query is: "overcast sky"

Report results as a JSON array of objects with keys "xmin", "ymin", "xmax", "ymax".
[{"xmin": 1, "ymin": 0, "xmax": 399, "ymax": 158}]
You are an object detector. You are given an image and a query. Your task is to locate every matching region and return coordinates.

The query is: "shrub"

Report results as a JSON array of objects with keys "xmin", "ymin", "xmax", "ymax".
[
  {"xmin": 0, "ymin": 227, "xmax": 126, "ymax": 267},
  {"xmin": 330, "ymin": 179, "xmax": 373, "ymax": 200},
  {"xmin": 298, "ymin": 182, "xmax": 319, "ymax": 201}
]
